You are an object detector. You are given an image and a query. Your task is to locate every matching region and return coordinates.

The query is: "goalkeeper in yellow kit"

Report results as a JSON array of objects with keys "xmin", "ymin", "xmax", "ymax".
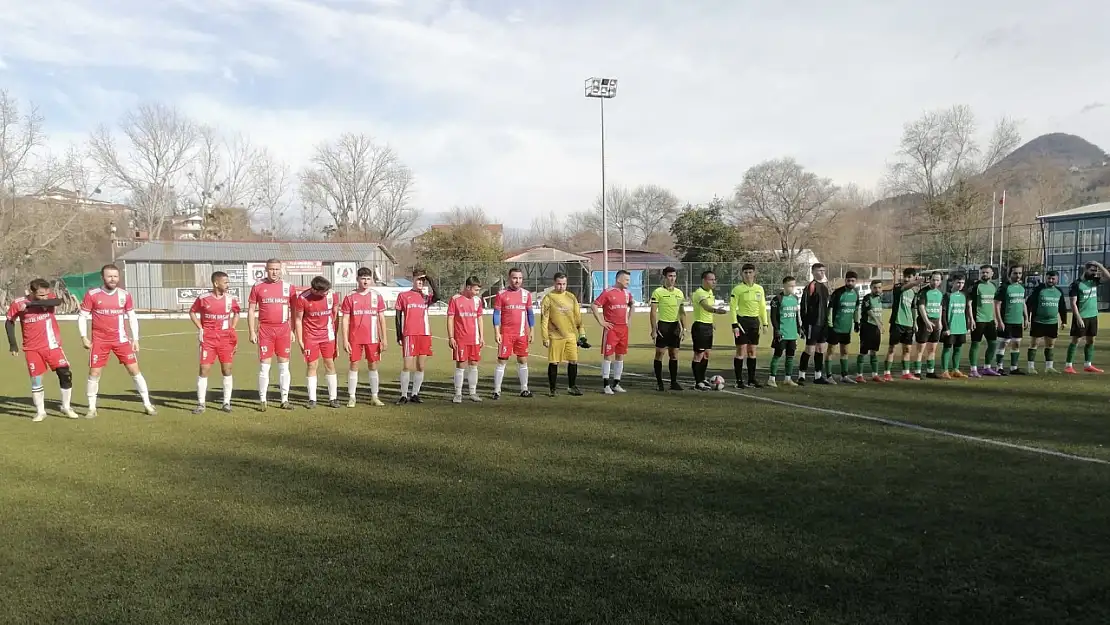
[{"xmin": 541, "ymin": 272, "xmax": 584, "ymax": 396}]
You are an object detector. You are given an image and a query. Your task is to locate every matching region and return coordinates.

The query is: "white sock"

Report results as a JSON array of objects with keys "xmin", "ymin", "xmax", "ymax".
[
  {"xmin": 412, "ymin": 371, "xmax": 425, "ymax": 395},
  {"xmin": 399, "ymin": 371, "xmax": 410, "ymax": 396},
  {"xmin": 453, "ymin": 368, "xmax": 465, "ymax": 395},
  {"xmin": 326, "ymin": 373, "xmax": 338, "ymax": 401},
  {"xmin": 348, "ymin": 370, "xmax": 359, "ymax": 400},
  {"xmin": 970, "ymin": 365, "xmax": 978, "ymax": 372},
  {"xmin": 1086, "ymin": 361, "xmax": 1093, "ymax": 368},
  {"xmin": 60, "ymin": 387, "xmax": 72, "ymax": 410},
  {"xmin": 258, "ymin": 363, "xmax": 271, "ymax": 401},
  {"xmin": 467, "ymin": 366, "xmax": 478, "ymax": 395},
  {"xmin": 1046, "ymin": 360, "xmax": 1054, "ymax": 369},
  {"xmin": 197, "ymin": 376, "xmax": 208, "ymax": 405},
  {"xmin": 32, "ymin": 386, "xmax": 45, "ymax": 414},
  {"xmin": 601, "ymin": 360, "xmax": 611, "ymax": 380},
  {"xmin": 222, "ymin": 376, "xmax": 233, "ymax": 405},
  {"xmin": 307, "ymin": 376, "xmax": 318, "ymax": 402},
  {"xmin": 493, "ymin": 362, "xmax": 506, "ymax": 393},
  {"xmin": 133, "ymin": 373, "xmax": 151, "ymax": 406},
  {"xmin": 612, "ymin": 361, "xmax": 624, "ymax": 381},
  {"xmin": 368, "ymin": 370, "xmax": 380, "ymax": 396},
  {"xmin": 278, "ymin": 362, "xmax": 291, "ymax": 402},
  {"xmin": 518, "ymin": 364, "xmax": 529, "ymax": 391},
  {"xmin": 87, "ymin": 377, "xmax": 99, "ymax": 410}
]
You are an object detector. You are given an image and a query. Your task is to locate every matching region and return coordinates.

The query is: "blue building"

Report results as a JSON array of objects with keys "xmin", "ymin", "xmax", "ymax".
[{"xmin": 1038, "ymin": 201, "xmax": 1110, "ymax": 311}]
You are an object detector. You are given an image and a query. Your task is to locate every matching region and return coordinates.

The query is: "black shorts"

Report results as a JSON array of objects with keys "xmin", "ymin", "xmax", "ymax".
[
  {"xmin": 829, "ymin": 331, "xmax": 852, "ymax": 346},
  {"xmin": 915, "ymin": 322, "xmax": 942, "ymax": 344},
  {"xmin": 889, "ymin": 323, "xmax": 914, "ymax": 347},
  {"xmin": 734, "ymin": 316, "xmax": 761, "ymax": 346},
  {"xmin": 655, "ymin": 321, "xmax": 682, "ymax": 349},
  {"xmin": 803, "ymin": 323, "xmax": 827, "ymax": 346},
  {"xmin": 945, "ymin": 333, "xmax": 967, "ymax": 347},
  {"xmin": 859, "ymin": 326, "xmax": 881, "ymax": 353},
  {"xmin": 1070, "ymin": 316, "xmax": 1099, "ymax": 338},
  {"xmin": 971, "ymin": 321, "xmax": 997, "ymax": 342},
  {"xmin": 1000, "ymin": 323, "xmax": 1024, "ymax": 340},
  {"xmin": 691, "ymin": 322, "xmax": 714, "ymax": 352},
  {"xmin": 771, "ymin": 337, "xmax": 798, "ymax": 356},
  {"xmin": 1030, "ymin": 322, "xmax": 1059, "ymax": 340}
]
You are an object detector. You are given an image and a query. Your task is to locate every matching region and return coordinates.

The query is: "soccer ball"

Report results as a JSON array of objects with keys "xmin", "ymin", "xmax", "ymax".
[{"xmin": 709, "ymin": 375, "xmax": 726, "ymax": 391}]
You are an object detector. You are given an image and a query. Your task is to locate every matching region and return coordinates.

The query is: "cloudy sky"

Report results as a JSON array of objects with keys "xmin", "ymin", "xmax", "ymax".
[{"xmin": 1, "ymin": 0, "xmax": 1107, "ymax": 225}]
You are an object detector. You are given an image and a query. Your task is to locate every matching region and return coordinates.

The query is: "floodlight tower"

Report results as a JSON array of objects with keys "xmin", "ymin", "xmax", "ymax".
[{"xmin": 585, "ymin": 77, "xmax": 617, "ymax": 291}]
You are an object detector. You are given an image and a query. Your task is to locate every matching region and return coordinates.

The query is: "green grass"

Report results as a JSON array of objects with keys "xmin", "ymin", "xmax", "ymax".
[{"xmin": 2, "ymin": 314, "xmax": 1110, "ymax": 624}]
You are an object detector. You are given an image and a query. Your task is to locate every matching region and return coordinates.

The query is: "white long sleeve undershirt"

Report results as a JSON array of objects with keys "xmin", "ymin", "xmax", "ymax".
[
  {"xmin": 77, "ymin": 311, "xmax": 90, "ymax": 339},
  {"xmin": 127, "ymin": 310, "xmax": 139, "ymax": 341}
]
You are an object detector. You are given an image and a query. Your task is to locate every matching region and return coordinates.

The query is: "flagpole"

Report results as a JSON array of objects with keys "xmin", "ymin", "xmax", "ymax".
[
  {"xmin": 998, "ymin": 190, "xmax": 1007, "ymax": 271},
  {"xmin": 989, "ymin": 192, "xmax": 997, "ymax": 266}
]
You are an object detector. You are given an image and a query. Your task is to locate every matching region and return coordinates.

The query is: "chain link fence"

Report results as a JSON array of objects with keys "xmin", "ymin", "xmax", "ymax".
[{"xmin": 898, "ymin": 222, "xmax": 1045, "ymax": 272}]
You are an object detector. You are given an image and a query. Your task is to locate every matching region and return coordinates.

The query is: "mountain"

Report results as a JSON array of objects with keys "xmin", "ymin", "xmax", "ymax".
[{"xmin": 990, "ymin": 132, "xmax": 1109, "ymax": 172}]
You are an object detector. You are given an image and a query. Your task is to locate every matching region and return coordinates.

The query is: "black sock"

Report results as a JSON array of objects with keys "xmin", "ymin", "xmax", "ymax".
[
  {"xmin": 568, "ymin": 363, "xmax": 578, "ymax": 387},
  {"xmin": 654, "ymin": 359, "xmax": 663, "ymax": 384},
  {"xmin": 668, "ymin": 359, "xmax": 678, "ymax": 384},
  {"xmin": 548, "ymin": 363, "xmax": 558, "ymax": 391},
  {"xmin": 814, "ymin": 353, "xmax": 824, "ymax": 375},
  {"xmin": 733, "ymin": 357, "xmax": 744, "ymax": 384},
  {"xmin": 699, "ymin": 359, "xmax": 710, "ymax": 383},
  {"xmin": 746, "ymin": 357, "xmax": 757, "ymax": 382},
  {"xmin": 800, "ymin": 352, "xmax": 810, "ymax": 373}
]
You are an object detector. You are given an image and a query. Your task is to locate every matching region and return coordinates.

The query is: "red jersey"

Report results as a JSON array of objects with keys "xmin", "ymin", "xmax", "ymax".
[
  {"xmin": 81, "ymin": 288, "xmax": 135, "ymax": 344},
  {"xmin": 395, "ymin": 289, "xmax": 433, "ymax": 337},
  {"xmin": 190, "ymin": 292, "xmax": 241, "ymax": 335},
  {"xmin": 593, "ymin": 287, "xmax": 633, "ymax": 326},
  {"xmin": 447, "ymin": 293, "xmax": 483, "ymax": 346},
  {"xmin": 494, "ymin": 288, "xmax": 532, "ymax": 338},
  {"xmin": 6, "ymin": 296, "xmax": 63, "ymax": 351},
  {"xmin": 341, "ymin": 289, "xmax": 386, "ymax": 345},
  {"xmin": 296, "ymin": 290, "xmax": 340, "ymax": 342},
  {"xmin": 249, "ymin": 280, "xmax": 296, "ymax": 326}
]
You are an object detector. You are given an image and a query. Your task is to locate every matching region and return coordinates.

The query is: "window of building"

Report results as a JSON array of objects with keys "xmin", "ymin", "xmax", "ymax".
[
  {"xmin": 1049, "ymin": 266, "xmax": 1074, "ymax": 285},
  {"xmin": 1079, "ymin": 228, "xmax": 1105, "ymax": 253},
  {"xmin": 1049, "ymin": 230, "xmax": 1075, "ymax": 255},
  {"xmin": 161, "ymin": 263, "xmax": 196, "ymax": 288}
]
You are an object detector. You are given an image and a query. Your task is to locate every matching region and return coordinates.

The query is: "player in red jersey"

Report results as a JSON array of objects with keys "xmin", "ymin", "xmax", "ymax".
[
  {"xmin": 78, "ymin": 264, "xmax": 155, "ymax": 417},
  {"xmin": 189, "ymin": 271, "xmax": 241, "ymax": 414},
  {"xmin": 6, "ymin": 278, "xmax": 78, "ymax": 421},
  {"xmin": 394, "ymin": 269, "xmax": 438, "ymax": 404},
  {"xmin": 248, "ymin": 259, "xmax": 297, "ymax": 410},
  {"xmin": 492, "ymin": 267, "xmax": 534, "ymax": 399},
  {"xmin": 447, "ymin": 276, "xmax": 486, "ymax": 403},
  {"xmin": 340, "ymin": 267, "xmax": 387, "ymax": 407},
  {"xmin": 592, "ymin": 270, "xmax": 634, "ymax": 394},
  {"xmin": 295, "ymin": 276, "xmax": 342, "ymax": 408}
]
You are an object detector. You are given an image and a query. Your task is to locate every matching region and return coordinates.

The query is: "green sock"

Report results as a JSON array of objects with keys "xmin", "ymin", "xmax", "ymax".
[
  {"xmin": 1026, "ymin": 348, "xmax": 1036, "ymax": 364},
  {"xmin": 1084, "ymin": 343, "xmax": 1095, "ymax": 364},
  {"xmin": 969, "ymin": 342, "xmax": 981, "ymax": 368},
  {"xmin": 952, "ymin": 345, "xmax": 963, "ymax": 370},
  {"xmin": 785, "ymin": 357, "xmax": 795, "ymax": 377},
  {"xmin": 769, "ymin": 356, "xmax": 780, "ymax": 377},
  {"xmin": 1066, "ymin": 343, "xmax": 1078, "ymax": 364},
  {"xmin": 926, "ymin": 359, "xmax": 935, "ymax": 373},
  {"xmin": 1045, "ymin": 348, "xmax": 1054, "ymax": 364},
  {"xmin": 840, "ymin": 358, "xmax": 849, "ymax": 375},
  {"xmin": 987, "ymin": 340, "xmax": 999, "ymax": 366},
  {"xmin": 912, "ymin": 360, "xmax": 921, "ymax": 374},
  {"xmin": 1010, "ymin": 351, "xmax": 1019, "ymax": 368},
  {"xmin": 823, "ymin": 357, "xmax": 831, "ymax": 377},
  {"xmin": 870, "ymin": 354, "xmax": 878, "ymax": 373},
  {"xmin": 941, "ymin": 347, "xmax": 951, "ymax": 371},
  {"xmin": 856, "ymin": 354, "xmax": 865, "ymax": 373}
]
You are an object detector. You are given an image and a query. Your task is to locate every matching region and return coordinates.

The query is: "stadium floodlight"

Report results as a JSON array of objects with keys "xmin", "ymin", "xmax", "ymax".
[{"xmin": 585, "ymin": 77, "xmax": 618, "ymax": 290}]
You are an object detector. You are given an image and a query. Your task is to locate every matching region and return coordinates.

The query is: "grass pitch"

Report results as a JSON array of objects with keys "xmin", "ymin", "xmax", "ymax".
[{"xmin": 2, "ymin": 314, "xmax": 1109, "ymax": 624}]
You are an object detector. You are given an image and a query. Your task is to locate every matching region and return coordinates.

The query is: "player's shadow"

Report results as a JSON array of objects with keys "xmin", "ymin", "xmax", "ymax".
[
  {"xmin": 93, "ymin": 393, "xmax": 177, "ymax": 415},
  {"xmin": 0, "ymin": 395, "xmax": 37, "ymax": 419}
]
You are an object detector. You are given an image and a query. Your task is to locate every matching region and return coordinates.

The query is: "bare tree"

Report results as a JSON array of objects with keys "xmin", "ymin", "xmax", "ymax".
[
  {"xmin": 369, "ymin": 164, "xmax": 419, "ymax": 243},
  {"xmin": 733, "ymin": 157, "xmax": 840, "ymax": 262},
  {"xmin": 89, "ymin": 103, "xmax": 199, "ymax": 239},
  {"xmin": 0, "ymin": 90, "xmax": 45, "ymax": 197},
  {"xmin": 629, "ymin": 184, "xmax": 679, "ymax": 245},
  {"xmin": 251, "ymin": 149, "xmax": 294, "ymax": 240},
  {"xmin": 183, "ymin": 126, "xmax": 270, "ymax": 238},
  {"xmin": 445, "ymin": 204, "xmax": 490, "ymax": 226},
  {"xmin": 589, "ymin": 185, "xmax": 635, "ymax": 251}
]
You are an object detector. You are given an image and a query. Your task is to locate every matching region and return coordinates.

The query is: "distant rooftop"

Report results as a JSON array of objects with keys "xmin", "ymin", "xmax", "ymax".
[
  {"xmin": 118, "ymin": 240, "xmax": 397, "ymax": 263},
  {"xmin": 1037, "ymin": 202, "xmax": 1110, "ymax": 221}
]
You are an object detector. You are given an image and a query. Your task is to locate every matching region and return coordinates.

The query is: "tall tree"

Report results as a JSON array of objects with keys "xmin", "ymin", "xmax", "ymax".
[
  {"xmin": 89, "ymin": 103, "xmax": 199, "ymax": 239},
  {"xmin": 251, "ymin": 149, "xmax": 294, "ymax": 240},
  {"xmin": 588, "ymin": 185, "xmax": 635, "ymax": 252},
  {"xmin": 733, "ymin": 157, "xmax": 839, "ymax": 262},
  {"xmin": 413, "ymin": 208, "xmax": 504, "ymax": 290},
  {"xmin": 629, "ymin": 184, "xmax": 680, "ymax": 245},
  {"xmin": 669, "ymin": 198, "xmax": 744, "ymax": 263}
]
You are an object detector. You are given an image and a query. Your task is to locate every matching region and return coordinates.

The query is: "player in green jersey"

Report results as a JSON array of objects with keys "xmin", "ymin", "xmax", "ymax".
[
  {"xmin": 914, "ymin": 271, "xmax": 945, "ymax": 378},
  {"xmin": 690, "ymin": 270, "xmax": 730, "ymax": 390},
  {"xmin": 649, "ymin": 266, "xmax": 687, "ymax": 391},
  {"xmin": 767, "ymin": 276, "xmax": 804, "ymax": 388},
  {"xmin": 1024, "ymin": 270, "xmax": 1066, "ymax": 374},
  {"xmin": 827, "ymin": 271, "xmax": 860, "ymax": 383},
  {"xmin": 1065, "ymin": 260, "xmax": 1110, "ymax": 373},
  {"xmin": 883, "ymin": 267, "xmax": 922, "ymax": 381},
  {"xmin": 993, "ymin": 265, "xmax": 1029, "ymax": 375},
  {"xmin": 967, "ymin": 265, "xmax": 1000, "ymax": 377},
  {"xmin": 939, "ymin": 274, "xmax": 972, "ymax": 378},
  {"xmin": 855, "ymin": 280, "xmax": 884, "ymax": 382}
]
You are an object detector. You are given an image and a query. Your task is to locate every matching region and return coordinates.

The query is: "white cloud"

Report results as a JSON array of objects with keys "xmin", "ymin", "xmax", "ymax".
[{"xmin": 0, "ymin": 0, "xmax": 1108, "ymax": 227}]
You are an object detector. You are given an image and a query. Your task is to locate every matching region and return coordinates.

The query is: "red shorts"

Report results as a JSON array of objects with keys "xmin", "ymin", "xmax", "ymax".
[
  {"xmin": 602, "ymin": 325, "xmax": 630, "ymax": 357},
  {"xmin": 452, "ymin": 343, "xmax": 482, "ymax": 363},
  {"xmin": 498, "ymin": 334, "xmax": 530, "ymax": 359},
  {"xmin": 25, "ymin": 347, "xmax": 70, "ymax": 376},
  {"xmin": 349, "ymin": 342, "xmax": 382, "ymax": 364},
  {"xmin": 90, "ymin": 340, "xmax": 136, "ymax": 368},
  {"xmin": 258, "ymin": 323, "xmax": 292, "ymax": 361},
  {"xmin": 302, "ymin": 339, "xmax": 338, "ymax": 363},
  {"xmin": 200, "ymin": 335, "xmax": 237, "ymax": 365},
  {"xmin": 402, "ymin": 335, "xmax": 433, "ymax": 358}
]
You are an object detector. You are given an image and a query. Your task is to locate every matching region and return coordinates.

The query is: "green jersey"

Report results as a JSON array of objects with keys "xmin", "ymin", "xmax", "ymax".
[
  {"xmin": 968, "ymin": 280, "xmax": 997, "ymax": 323},
  {"xmin": 943, "ymin": 291, "xmax": 969, "ymax": 334},
  {"xmin": 650, "ymin": 286, "xmax": 684, "ymax": 323},
  {"xmin": 1027, "ymin": 284, "xmax": 1064, "ymax": 325},
  {"xmin": 890, "ymin": 283, "xmax": 917, "ymax": 327},
  {"xmin": 770, "ymin": 293, "xmax": 802, "ymax": 340},
  {"xmin": 828, "ymin": 286, "xmax": 859, "ymax": 333},
  {"xmin": 1069, "ymin": 277, "xmax": 1101, "ymax": 319},
  {"xmin": 691, "ymin": 288, "xmax": 717, "ymax": 325},
  {"xmin": 859, "ymin": 293, "xmax": 882, "ymax": 328},
  {"xmin": 916, "ymin": 286, "xmax": 944, "ymax": 320},
  {"xmin": 998, "ymin": 282, "xmax": 1027, "ymax": 325}
]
